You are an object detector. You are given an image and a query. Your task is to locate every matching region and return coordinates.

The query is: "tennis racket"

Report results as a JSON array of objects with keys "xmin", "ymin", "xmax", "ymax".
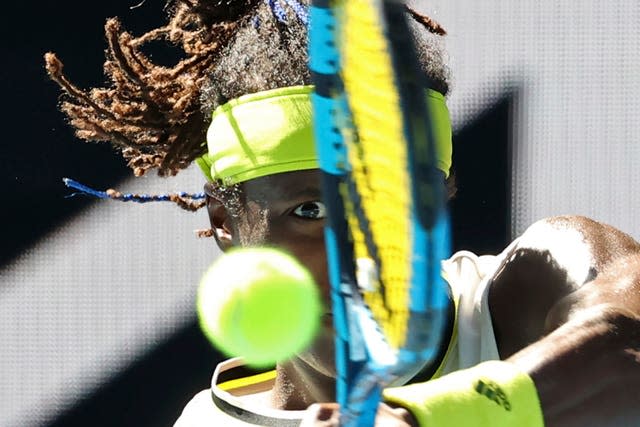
[{"xmin": 309, "ymin": 0, "xmax": 451, "ymax": 425}]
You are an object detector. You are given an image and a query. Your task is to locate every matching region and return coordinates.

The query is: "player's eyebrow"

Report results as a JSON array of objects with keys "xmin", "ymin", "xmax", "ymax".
[{"xmin": 280, "ymin": 187, "xmax": 323, "ymax": 201}]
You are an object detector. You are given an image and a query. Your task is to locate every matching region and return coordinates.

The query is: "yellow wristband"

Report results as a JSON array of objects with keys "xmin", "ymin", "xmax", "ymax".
[{"xmin": 383, "ymin": 361, "xmax": 544, "ymax": 427}]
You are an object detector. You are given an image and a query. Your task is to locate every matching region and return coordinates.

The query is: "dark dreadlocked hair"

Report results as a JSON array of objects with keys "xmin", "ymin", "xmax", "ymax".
[{"xmin": 45, "ymin": 0, "xmax": 452, "ymax": 208}]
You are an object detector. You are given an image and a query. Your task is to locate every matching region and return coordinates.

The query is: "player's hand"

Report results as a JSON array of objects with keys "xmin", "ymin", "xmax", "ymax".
[{"xmin": 300, "ymin": 402, "xmax": 419, "ymax": 426}]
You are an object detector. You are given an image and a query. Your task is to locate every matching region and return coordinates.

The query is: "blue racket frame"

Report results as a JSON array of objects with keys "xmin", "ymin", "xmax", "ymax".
[{"xmin": 309, "ymin": 1, "xmax": 451, "ymax": 425}]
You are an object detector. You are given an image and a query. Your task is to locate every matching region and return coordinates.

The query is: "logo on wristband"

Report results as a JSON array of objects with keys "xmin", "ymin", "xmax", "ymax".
[{"xmin": 474, "ymin": 379, "xmax": 512, "ymax": 411}]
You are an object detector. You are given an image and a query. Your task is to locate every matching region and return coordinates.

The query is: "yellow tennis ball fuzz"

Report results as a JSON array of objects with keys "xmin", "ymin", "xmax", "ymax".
[{"xmin": 197, "ymin": 247, "xmax": 321, "ymax": 367}]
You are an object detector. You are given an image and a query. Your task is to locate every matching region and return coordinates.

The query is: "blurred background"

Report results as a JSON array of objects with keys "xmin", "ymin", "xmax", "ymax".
[{"xmin": 1, "ymin": 0, "xmax": 638, "ymax": 426}]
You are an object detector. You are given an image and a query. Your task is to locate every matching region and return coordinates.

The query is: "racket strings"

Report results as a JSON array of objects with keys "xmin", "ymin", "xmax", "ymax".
[{"xmin": 340, "ymin": 0, "xmax": 414, "ymax": 349}]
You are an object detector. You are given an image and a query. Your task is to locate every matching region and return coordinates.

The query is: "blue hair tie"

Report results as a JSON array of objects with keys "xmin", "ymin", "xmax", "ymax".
[
  {"xmin": 266, "ymin": 0, "xmax": 287, "ymax": 24},
  {"xmin": 265, "ymin": 0, "xmax": 309, "ymax": 25},
  {"xmin": 283, "ymin": 0, "xmax": 308, "ymax": 25},
  {"xmin": 252, "ymin": 14, "xmax": 261, "ymax": 29},
  {"xmin": 63, "ymin": 177, "xmax": 205, "ymax": 205}
]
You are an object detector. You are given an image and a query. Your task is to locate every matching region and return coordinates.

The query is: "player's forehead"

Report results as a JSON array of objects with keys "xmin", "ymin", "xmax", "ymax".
[{"xmin": 242, "ymin": 169, "xmax": 322, "ymax": 204}]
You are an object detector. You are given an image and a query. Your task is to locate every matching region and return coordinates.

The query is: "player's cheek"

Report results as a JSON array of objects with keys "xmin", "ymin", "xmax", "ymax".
[
  {"xmin": 268, "ymin": 227, "xmax": 331, "ymax": 304},
  {"xmin": 297, "ymin": 239, "xmax": 331, "ymax": 306}
]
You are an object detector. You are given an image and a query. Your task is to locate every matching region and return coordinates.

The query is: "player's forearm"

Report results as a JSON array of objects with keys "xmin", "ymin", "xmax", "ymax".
[
  {"xmin": 509, "ymin": 305, "xmax": 640, "ymax": 427},
  {"xmin": 382, "ymin": 306, "xmax": 639, "ymax": 427},
  {"xmin": 303, "ymin": 308, "xmax": 639, "ymax": 426}
]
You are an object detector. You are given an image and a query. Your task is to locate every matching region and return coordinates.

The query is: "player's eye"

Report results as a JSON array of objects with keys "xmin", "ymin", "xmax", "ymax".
[{"xmin": 292, "ymin": 201, "xmax": 327, "ymax": 220}]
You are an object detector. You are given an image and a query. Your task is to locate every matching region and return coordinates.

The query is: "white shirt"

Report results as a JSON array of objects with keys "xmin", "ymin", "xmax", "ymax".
[{"xmin": 175, "ymin": 248, "xmax": 510, "ymax": 426}]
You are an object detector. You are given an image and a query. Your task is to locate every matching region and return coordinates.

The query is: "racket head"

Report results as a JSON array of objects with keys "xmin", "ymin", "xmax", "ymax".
[{"xmin": 310, "ymin": 0, "xmax": 452, "ymax": 424}]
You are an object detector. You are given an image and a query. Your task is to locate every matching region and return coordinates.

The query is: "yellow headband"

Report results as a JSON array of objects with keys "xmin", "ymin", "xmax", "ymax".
[{"xmin": 197, "ymin": 85, "xmax": 452, "ymax": 185}]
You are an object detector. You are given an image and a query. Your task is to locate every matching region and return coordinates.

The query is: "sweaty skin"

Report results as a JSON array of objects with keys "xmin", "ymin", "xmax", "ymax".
[
  {"xmin": 206, "ymin": 169, "xmax": 338, "ymax": 409},
  {"xmin": 206, "ymin": 170, "xmax": 640, "ymax": 426}
]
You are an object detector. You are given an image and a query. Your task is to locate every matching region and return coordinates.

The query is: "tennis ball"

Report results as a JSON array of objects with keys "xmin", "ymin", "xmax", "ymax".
[{"xmin": 197, "ymin": 247, "xmax": 321, "ymax": 367}]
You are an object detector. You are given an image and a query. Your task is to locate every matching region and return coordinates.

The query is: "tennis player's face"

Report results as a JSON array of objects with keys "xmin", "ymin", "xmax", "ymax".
[{"xmin": 236, "ymin": 169, "xmax": 338, "ymax": 379}]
